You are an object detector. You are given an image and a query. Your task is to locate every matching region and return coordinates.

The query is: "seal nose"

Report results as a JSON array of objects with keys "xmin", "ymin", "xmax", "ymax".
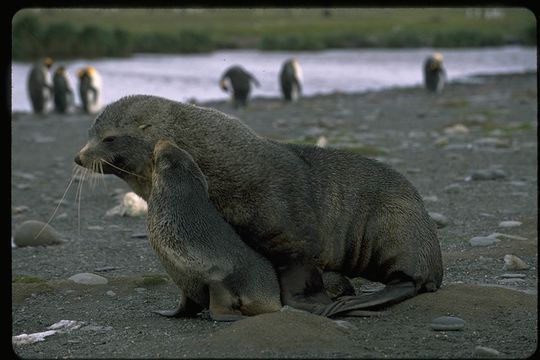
[{"xmin": 74, "ymin": 153, "xmax": 82, "ymax": 166}]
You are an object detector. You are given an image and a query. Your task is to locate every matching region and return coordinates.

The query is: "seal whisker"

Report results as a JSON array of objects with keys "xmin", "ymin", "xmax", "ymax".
[
  {"xmin": 101, "ymin": 158, "xmax": 148, "ymax": 179},
  {"xmin": 33, "ymin": 165, "xmax": 78, "ymax": 240},
  {"xmin": 75, "ymin": 167, "xmax": 87, "ymax": 237},
  {"xmin": 98, "ymin": 160, "xmax": 109, "ymax": 191}
]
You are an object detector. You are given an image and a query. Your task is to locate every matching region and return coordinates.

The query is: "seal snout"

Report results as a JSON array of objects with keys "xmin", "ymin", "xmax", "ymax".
[{"xmin": 74, "ymin": 153, "xmax": 83, "ymax": 166}]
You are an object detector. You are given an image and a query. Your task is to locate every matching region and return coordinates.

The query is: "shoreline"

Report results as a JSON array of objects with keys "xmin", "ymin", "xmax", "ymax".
[{"xmin": 11, "ymin": 70, "xmax": 538, "ymax": 116}]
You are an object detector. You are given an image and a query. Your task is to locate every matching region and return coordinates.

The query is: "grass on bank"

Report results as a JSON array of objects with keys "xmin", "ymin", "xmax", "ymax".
[{"xmin": 12, "ymin": 8, "xmax": 536, "ymax": 60}]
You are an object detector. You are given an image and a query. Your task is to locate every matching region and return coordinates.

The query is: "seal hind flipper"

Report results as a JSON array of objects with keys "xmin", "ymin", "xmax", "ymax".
[
  {"xmin": 153, "ymin": 295, "xmax": 203, "ymax": 318},
  {"xmin": 317, "ymin": 280, "xmax": 417, "ymax": 317}
]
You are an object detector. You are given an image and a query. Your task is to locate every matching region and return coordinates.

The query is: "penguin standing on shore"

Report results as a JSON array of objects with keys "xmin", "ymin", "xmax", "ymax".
[
  {"xmin": 53, "ymin": 66, "xmax": 74, "ymax": 114},
  {"xmin": 423, "ymin": 53, "xmax": 446, "ymax": 93},
  {"xmin": 279, "ymin": 58, "xmax": 303, "ymax": 102},
  {"xmin": 77, "ymin": 66, "xmax": 102, "ymax": 114},
  {"xmin": 219, "ymin": 65, "xmax": 260, "ymax": 108},
  {"xmin": 27, "ymin": 57, "xmax": 54, "ymax": 114}
]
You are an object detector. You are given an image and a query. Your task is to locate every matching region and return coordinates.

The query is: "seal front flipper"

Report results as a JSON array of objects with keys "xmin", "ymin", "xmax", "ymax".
[
  {"xmin": 153, "ymin": 294, "xmax": 203, "ymax": 318},
  {"xmin": 316, "ymin": 280, "xmax": 417, "ymax": 317}
]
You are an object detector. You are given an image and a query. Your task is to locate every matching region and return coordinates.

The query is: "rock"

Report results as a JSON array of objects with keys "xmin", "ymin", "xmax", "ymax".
[
  {"xmin": 13, "ymin": 205, "xmax": 29, "ymax": 214},
  {"xmin": 444, "ymin": 183, "xmax": 463, "ymax": 193},
  {"xmin": 134, "ymin": 287, "xmax": 147, "ymax": 293},
  {"xmin": 429, "ymin": 212, "xmax": 449, "ymax": 228},
  {"xmin": 315, "ymin": 135, "xmax": 328, "ymax": 148},
  {"xmin": 443, "ymin": 124, "xmax": 469, "ymax": 136},
  {"xmin": 131, "ymin": 233, "xmax": 148, "ymax": 239},
  {"xmin": 498, "ymin": 220, "xmax": 522, "ymax": 228},
  {"xmin": 422, "ymin": 195, "xmax": 439, "ymax": 202},
  {"xmin": 469, "ymin": 236, "xmax": 498, "ymax": 247},
  {"xmin": 406, "ymin": 167, "xmax": 421, "ymax": 174},
  {"xmin": 503, "ymin": 255, "xmax": 529, "ymax": 271},
  {"xmin": 509, "ymin": 180, "xmax": 527, "ymax": 187},
  {"xmin": 56, "ymin": 212, "xmax": 68, "ymax": 220},
  {"xmin": 106, "ymin": 290, "xmax": 116, "ymax": 296},
  {"xmin": 473, "ymin": 346, "xmax": 502, "ymax": 357},
  {"xmin": 474, "ymin": 137, "xmax": 511, "ymax": 148},
  {"xmin": 95, "ymin": 266, "xmax": 118, "ymax": 272},
  {"xmin": 499, "ymin": 273, "xmax": 526, "ymax": 279},
  {"xmin": 87, "ymin": 225, "xmax": 104, "ymax": 231},
  {"xmin": 469, "ymin": 168, "xmax": 507, "ymax": 181},
  {"xmin": 68, "ymin": 273, "xmax": 108, "ymax": 285},
  {"xmin": 14, "ymin": 220, "xmax": 62, "ymax": 247},
  {"xmin": 430, "ymin": 316, "xmax": 465, "ymax": 331},
  {"xmin": 498, "ymin": 278, "xmax": 526, "ymax": 285},
  {"xmin": 434, "ymin": 137, "xmax": 450, "ymax": 147}
]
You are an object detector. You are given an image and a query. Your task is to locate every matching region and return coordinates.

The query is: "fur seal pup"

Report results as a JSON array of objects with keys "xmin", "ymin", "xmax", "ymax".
[
  {"xmin": 279, "ymin": 58, "xmax": 303, "ymax": 102},
  {"xmin": 423, "ymin": 53, "xmax": 446, "ymax": 93},
  {"xmin": 53, "ymin": 66, "xmax": 74, "ymax": 114},
  {"xmin": 27, "ymin": 57, "xmax": 54, "ymax": 114},
  {"xmin": 77, "ymin": 66, "xmax": 102, "ymax": 114},
  {"xmin": 147, "ymin": 139, "xmax": 282, "ymax": 321},
  {"xmin": 219, "ymin": 65, "xmax": 260, "ymax": 108},
  {"xmin": 74, "ymin": 95, "xmax": 443, "ymax": 317}
]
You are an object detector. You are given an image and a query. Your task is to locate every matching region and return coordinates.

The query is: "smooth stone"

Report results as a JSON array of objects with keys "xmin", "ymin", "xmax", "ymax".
[
  {"xmin": 509, "ymin": 180, "xmax": 526, "ymax": 187},
  {"xmin": 499, "ymin": 273, "xmax": 526, "ymax": 279},
  {"xmin": 429, "ymin": 212, "xmax": 449, "ymax": 229},
  {"xmin": 134, "ymin": 287, "xmax": 147, "ymax": 293},
  {"xmin": 87, "ymin": 225, "xmax": 104, "ymax": 231},
  {"xmin": 14, "ymin": 220, "xmax": 62, "ymax": 247},
  {"xmin": 474, "ymin": 137, "xmax": 511, "ymax": 148},
  {"xmin": 430, "ymin": 316, "xmax": 465, "ymax": 331},
  {"xmin": 473, "ymin": 346, "xmax": 502, "ymax": 357},
  {"xmin": 503, "ymin": 255, "xmax": 529, "ymax": 271},
  {"xmin": 422, "ymin": 195, "xmax": 439, "ymax": 202},
  {"xmin": 498, "ymin": 278, "xmax": 526, "ymax": 284},
  {"xmin": 106, "ymin": 290, "xmax": 116, "ymax": 296},
  {"xmin": 498, "ymin": 220, "xmax": 522, "ymax": 228},
  {"xmin": 470, "ymin": 236, "xmax": 498, "ymax": 247},
  {"xmin": 68, "ymin": 273, "xmax": 108, "ymax": 285},
  {"xmin": 444, "ymin": 183, "xmax": 463, "ymax": 193},
  {"xmin": 13, "ymin": 206, "xmax": 29, "ymax": 214},
  {"xmin": 470, "ymin": 168, "xmax": 507, "ymax": 181},
  {"xmin": 444, "ymin": 124, "xmax": 469, "ymax": 135}
]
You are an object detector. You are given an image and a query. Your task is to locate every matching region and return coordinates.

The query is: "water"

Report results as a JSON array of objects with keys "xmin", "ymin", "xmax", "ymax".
[{"xmin": 11, "ymin": 46, "xmax": 536, "ymax": 112}]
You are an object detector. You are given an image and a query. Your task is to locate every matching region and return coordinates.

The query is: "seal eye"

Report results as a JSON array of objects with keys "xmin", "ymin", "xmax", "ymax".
[{"xmin": 103, "ymin": 136, "xmax": 116, "ymax": 143}]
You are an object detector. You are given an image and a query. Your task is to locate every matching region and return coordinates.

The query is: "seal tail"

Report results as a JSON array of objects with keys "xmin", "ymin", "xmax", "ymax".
[{"xmin": 317, "ymin": 281, "xmax": 417, "ymax": 317}]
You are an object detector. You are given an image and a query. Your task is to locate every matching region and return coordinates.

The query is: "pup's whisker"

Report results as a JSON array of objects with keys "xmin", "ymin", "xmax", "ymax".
[
  {"xmin": 33, "ymin": 166, "xmax": 78, "ymax": 240},
  {"xmin": 101, "ymin": 158, "xmax": 147, "ymax": 179}
]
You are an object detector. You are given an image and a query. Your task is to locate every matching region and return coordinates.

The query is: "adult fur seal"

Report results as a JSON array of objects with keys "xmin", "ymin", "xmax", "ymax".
[
  {"xmin": 75, "ymin": 95, "xmax": 443, "ymax": 317},
  {"xmin": 219, "ymin": 65, "xmax": 260, "ymax": 108},
  {"xmin": 423, "ymin": 53, "xmax": 446, "ymax": 93},
  {"xmin": 147, "ymin": 139, "xmax": 282, "ymax": 321}
]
